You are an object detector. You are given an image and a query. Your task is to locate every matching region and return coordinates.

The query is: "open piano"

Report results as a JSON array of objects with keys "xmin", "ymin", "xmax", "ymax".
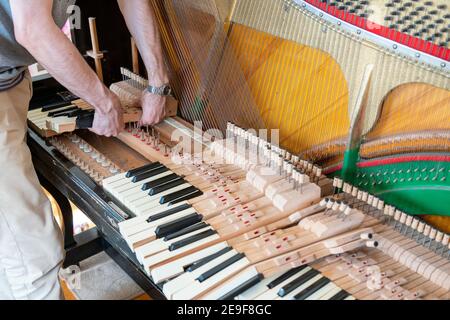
[{"xmin": 27, "ymin": 0, "xmax": 449, "ymax": 300}]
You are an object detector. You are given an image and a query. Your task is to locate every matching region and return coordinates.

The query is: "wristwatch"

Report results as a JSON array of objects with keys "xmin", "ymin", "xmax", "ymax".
[{"xmin": 147, "ymin": 83, "xmax": 172, "ymax": 96}]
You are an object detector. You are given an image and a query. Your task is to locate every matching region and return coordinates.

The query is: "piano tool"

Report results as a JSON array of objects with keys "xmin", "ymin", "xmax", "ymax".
[
  {"xmin": 87, "ymin": 17, "xmax": 105, "ymax": 82},
  {"xmin": 26, "ymin": 0, "xmax": 449, "ymax": 300}
]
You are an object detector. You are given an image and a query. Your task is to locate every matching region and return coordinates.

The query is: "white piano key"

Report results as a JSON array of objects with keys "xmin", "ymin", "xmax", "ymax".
[
  {"xmin": 202, "ymin": 267, "xmax": 260, "ymax": 300},
  {"xmin": 114, "ymin": 171, "xmax": 174, "ymax": 198},
  {"xmin": 118, "ymin": 201, "xmax": 190, "ymax": 234},
  {"xmin": 316, "ymin": 286, "xmax": 342, "ymax": 300},
  {"xmin": 235, "ymin": 271, "xmax": 285, "ymax": 300},
  {"xmin": 108, "ymin": 170, "xmax": 170, "ymax": 193},
  {"xmin": 125, "ymin": 226, "xmax": 156, "ymax": 250},
  {"xmin": 281, "ymin": 274, "xmax": 324, "ymax": 300},
  {"xmin": 135, "ymin": 203, "xmax": 171, "ymax": 217},
  {"xmin": 121, "ymin": 207, "xmax": 197, "ymax": 239},
  {"xmin": 125, "ymin": 183, "xmax": 192, "ymax": 210},
  {"xmin": 103, "ymin": 172, "xmax": 128, "ymax": 187},
  {"xmin": 163, "ymin": 249, "xmax": 240, "ymax": 299},
  {"xmin": 151, "ymin": 242, "xmax": 229, "ymax": 284},
  {"xmin": 143, "ymin": 234, "xmax": 221, "ymax": 272},
  {"xmin": 171, "ymin": 257, "xmax": 251, "ymax": 300},
  {"xmin": 254, "ymin": 267, "xmax": 312, "ymax": 300},
  {"xmin": 124, "ymin": 208, "xmax": 196, "ymax": 249},
  {"xmin": 135, "ymin": 226, "xmax": 213, "ymax": 263}
]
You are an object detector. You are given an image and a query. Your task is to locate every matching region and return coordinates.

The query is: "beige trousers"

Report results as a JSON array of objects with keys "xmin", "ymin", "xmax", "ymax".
[{"xmin": 0, "ymin": 73, "xmax": 64, "ymax": 300}]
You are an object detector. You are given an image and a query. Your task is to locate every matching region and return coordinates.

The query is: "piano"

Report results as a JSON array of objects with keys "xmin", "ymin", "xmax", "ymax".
[{"xmin": 27, "ymin": 0, "xmax": 449, "ymax": 300}]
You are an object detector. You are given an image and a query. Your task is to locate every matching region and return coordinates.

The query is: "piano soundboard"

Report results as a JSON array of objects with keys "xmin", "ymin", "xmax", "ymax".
[{"xmin": 30, "ymin": 115, "xmax": 450, "ymax": 300}]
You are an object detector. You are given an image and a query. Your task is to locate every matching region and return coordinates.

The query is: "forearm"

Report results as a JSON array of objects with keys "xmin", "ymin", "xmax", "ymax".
[
  {"xmin": 11, "ymin": 0, "xmax": 112, "ymax": 113},
  {"xmin": 21, "ymin": 26, "xmax": 112, "ymax": 112},
  {"xmin": 117, "ymin": 0, "xmax": 168, "ymax": 86}
]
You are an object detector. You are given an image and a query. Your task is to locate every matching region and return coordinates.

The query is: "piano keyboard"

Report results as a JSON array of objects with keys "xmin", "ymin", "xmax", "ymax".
[
  {"xmin": 105, "ymin": 121, "xmax": 449, "ymax": 300},
  {"xmin": 28, "ymin": 99, "xmax": 93, "ymax": 137},
  {"xmin": 38, "ymin": 116, "xmax": 449, "ymax": 300}
]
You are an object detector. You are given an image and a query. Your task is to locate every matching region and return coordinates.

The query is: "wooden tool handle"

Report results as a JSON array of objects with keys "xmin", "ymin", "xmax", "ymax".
[
  {"xmin": 88, "ymin": 17, "xmax": 104, "ymax": 82},
  {"xmin": 76, "ymin": 111, "xmax": 95, "ymax": 129},
  {"xmin": 88, "ymin": 17, "xmax": 100, "ymax": 54}
]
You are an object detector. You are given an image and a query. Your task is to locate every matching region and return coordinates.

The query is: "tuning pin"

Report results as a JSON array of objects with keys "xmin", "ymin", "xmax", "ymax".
[
  {"xmin": 80, "ymin": 162, "xmax": 88, "ymax": 171},
  {"xmin": 101, "ymin": 159, "xmax": 111, "ymax": 168},
  {"xmin": 70, "ymin": 135, "xmax": 81, "ymax": 144},
  {"xmin": 84, "ymin": 144, "xmax": 93, "ymax": 154},
  {"xmin": 92, "ymin": 150, "xmax": 102, "ymax": 160},
  {"xmin": 109, "ymin": 166, "xmax": 120, "ymax": 175}
]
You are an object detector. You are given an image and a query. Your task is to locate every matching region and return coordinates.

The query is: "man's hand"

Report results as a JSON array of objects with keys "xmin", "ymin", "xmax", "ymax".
[
  {"xmin": 90, "ymin": 92, "xmax": 124, "ymax": 137},
  {"xmin": 140, "ymin": 91, "xmax": 166, "ymax": 126}
]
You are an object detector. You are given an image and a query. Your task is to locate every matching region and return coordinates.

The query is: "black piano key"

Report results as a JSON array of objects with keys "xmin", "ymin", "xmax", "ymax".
[
  {"xmin": 147, "ymin": 203, "xmax": 192, "ymax": 223},
  {"xmin": 186, "ymin": 247, "xmax": 233, "ymax": 272},
  {"xmin": 132, "ymin": 166, "xmax": 169, "ymax": 183},
  {"xmin": 169, "ymin": 229, "xmax": 217, "ymax": 252},
  {"xmin": 168, "ymin": 190, "xmax": 204, "ymax": 206},
  {"xmin": 218, "ymin": 274, "xmax": 265, "ymax": 301},
  {"xmin": 48, "ymin": 106, "xmax": 79, "ymax": 117},
  {"xmin": 67, "ymin": 109, "xmax": 96, "ymax": 118},
  {"xmin": 142, "ymin": 173, "xmax": 180, "ymax": 191},
  {"xmin": 160, "ymin": 186, "xmax": 199, "ymax": 205},
  {"xmin": 294, "ymin": 277, "xmax": 331, "ymax": 300},
  {"xmin": 126, "ymin": 162, "xmax": 163, "ymax": 178},
  {"xmin": 155, "ymin": 213, "xmax": 204, "ymax": 239},
  {"xmin": 196, "ymin": 253, "xmax": 246, "ymax": 283},
  {"xmin": 329, "ymin": 290, "xmax": 350, "ymax": 300},
  {"xmin": 267, "ymin": 265, "xmax": 309, "ymax": 289},
  {"xmin": 164, "ymin": 222, "xmax": 209, "ymax": 241},
  {"xmin": 278, "ymin": 269, "xmax": 320, "ymax": 297},
  {"xmin": 149, "ymin": 178, "xmax": 186, "ymax": 196},
  {"xmin": 41, "ymin": 101, "xmax": 73, "ymax": 112}
]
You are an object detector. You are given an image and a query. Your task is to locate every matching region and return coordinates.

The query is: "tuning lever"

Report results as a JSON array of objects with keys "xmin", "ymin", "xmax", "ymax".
[{"xmin": 75, "ymin": 111, "xmax": 95, "ymax": 129}]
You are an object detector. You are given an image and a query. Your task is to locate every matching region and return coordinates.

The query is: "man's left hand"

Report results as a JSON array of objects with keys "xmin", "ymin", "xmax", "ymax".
[{"xmin": 140, "ymin": 90, "xmax": 166, "ymax": 126}]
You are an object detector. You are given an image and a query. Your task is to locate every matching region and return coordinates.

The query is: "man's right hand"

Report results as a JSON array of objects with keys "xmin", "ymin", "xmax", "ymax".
[{"xmin": 89, "ymin": 92, "xmax": 124, "ymax": 137}]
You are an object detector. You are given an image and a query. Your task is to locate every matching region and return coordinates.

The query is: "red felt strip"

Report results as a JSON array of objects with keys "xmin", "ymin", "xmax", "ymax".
[{"xmin": 324, "ymin": 155, "xmax": 450, "ymax": 175}]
